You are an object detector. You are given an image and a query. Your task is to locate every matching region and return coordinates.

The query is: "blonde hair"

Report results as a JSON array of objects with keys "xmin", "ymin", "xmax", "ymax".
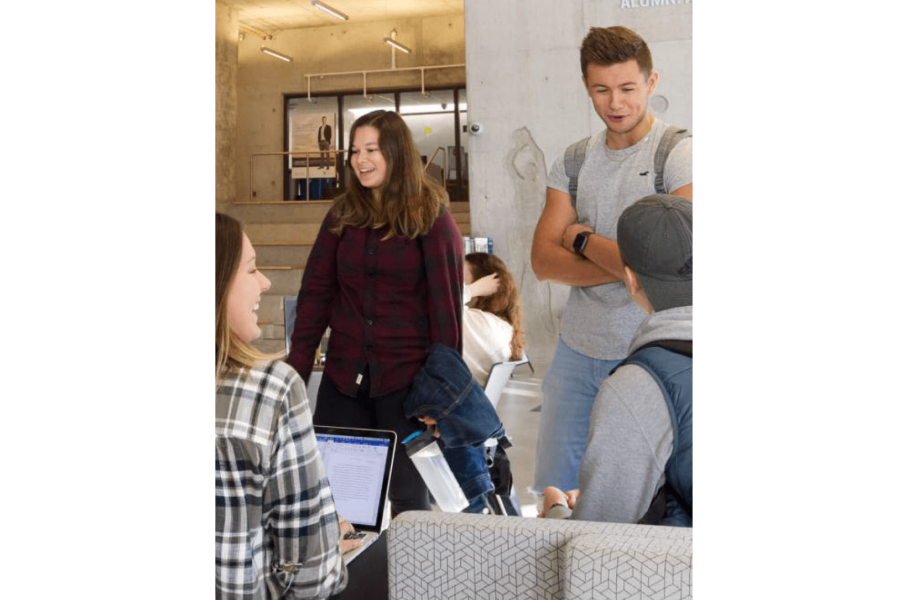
[
  {"xmin": 215, "ymin": 212, "xmax": 283, "ymax": 385},
  {"xmin": 329, "ymin": 110, "xmax": 448, "ymax": 240},
  {"xmin": 465, "ymin": 253, "xmax": 526, "ymax": 360}
]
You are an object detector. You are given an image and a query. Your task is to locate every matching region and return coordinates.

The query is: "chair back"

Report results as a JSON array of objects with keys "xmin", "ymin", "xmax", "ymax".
[
  {"xmin": 482, "ymin": 354, "xmax": 533, "ymax": 409},
  {"xmin": 283, "ymin": 294, "xmax": 298, "ymax": 353}
]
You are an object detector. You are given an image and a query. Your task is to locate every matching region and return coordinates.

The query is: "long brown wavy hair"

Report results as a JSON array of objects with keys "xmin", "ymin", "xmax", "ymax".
[
  {"xmin": 466, "ymin": 252, "xmax": 525, "ymax": 360},
  {"xmin": 328, "ymin": 110, "xmax": 448, "ymax": 239}
]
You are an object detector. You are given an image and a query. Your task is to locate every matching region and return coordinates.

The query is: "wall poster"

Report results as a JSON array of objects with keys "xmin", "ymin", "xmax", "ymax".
[{"xmin": 291, "ymin": 113, "xmax": 336, "ymax": 179}]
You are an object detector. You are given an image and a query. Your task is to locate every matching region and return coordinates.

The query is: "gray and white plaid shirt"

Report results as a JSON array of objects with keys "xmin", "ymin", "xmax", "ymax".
[{"xmin": 216, "ymin": 360, "xmax": 347, "ymax": 599}]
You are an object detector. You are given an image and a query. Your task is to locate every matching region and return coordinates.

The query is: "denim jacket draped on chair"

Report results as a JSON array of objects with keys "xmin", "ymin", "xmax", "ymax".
[{"xmin": 404, "ymin": 344, "xmax": 506, "ymax": 509}]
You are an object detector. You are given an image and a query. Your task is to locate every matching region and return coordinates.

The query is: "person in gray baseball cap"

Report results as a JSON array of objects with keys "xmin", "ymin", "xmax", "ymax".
[
  {"xmin": 541, "ymin": 194, "xmax": 692, "ymax": 526},
  {"xmin": 617, "ymin": 193, "xmax": 692, "ymax": 313}
]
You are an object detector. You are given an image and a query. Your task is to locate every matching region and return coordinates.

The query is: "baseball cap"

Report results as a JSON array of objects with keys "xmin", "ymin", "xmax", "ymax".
[{"xmin": 616, "ymin": 194, "xmax": 692, "ymax": 311}]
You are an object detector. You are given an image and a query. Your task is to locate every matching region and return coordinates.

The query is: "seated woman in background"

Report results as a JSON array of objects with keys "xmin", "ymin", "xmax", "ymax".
[
  {"xmin": 462, "ymin": 252, "xmax": 526, "ymax": 386},
  {"xmin": 215, "ymin": 212, "xmax": 359, "ymax": 600}
]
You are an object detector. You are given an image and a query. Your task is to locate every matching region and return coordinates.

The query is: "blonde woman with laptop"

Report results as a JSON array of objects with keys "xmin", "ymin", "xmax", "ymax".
[{"xmin": 215, "ymin": 212, "xmax": 360, "ymax": 600}]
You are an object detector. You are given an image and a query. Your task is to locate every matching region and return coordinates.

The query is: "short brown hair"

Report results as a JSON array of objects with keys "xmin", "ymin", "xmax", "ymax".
[{"xmin": 580, "ymin": 26, "xmax": 653, "ymax": 78}]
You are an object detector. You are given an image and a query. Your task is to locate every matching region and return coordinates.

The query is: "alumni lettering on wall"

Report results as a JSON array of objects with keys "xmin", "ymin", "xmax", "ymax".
[{"xmin": 620, "ymin": 0, "xmax": 692, "ymax": 8}]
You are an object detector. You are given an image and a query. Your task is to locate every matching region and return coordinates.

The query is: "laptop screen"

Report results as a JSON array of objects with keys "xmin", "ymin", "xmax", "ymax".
[{"xmin": 314, "ymin": 427, "xmax": 395, "ymax": 530}]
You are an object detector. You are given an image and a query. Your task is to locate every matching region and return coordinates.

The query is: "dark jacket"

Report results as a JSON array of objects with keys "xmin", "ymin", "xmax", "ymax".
[{"xmin": 404, "ymin": 344, "xmax": 505, "ymax": 505}]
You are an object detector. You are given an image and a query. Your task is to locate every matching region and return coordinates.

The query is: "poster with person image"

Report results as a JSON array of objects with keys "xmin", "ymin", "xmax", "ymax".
[{"xmin": 291, "ymin": 113, "xmax": 335, "ymax": 179}]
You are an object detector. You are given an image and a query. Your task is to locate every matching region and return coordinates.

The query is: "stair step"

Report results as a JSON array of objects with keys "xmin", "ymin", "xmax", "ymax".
[
  {"xmin": 231, "ymin": 201, "xmax": 333, "ymax": 224},
  {"xmin": 247, "ymin": 218, "xmax": 468, "ymax": 239},
  {"xmin": 260, "ymin": 267, "xmax": 303, "ymax": 295},
  {"xmin": 234, "ymin": 201, "xmax": 467, "ymax": 224},
  {"xmin": 258, "ymin": 294, "xmax": 290, "ymax": 324},
  {"xmin": 245, "ymin": 223, "xmax": 321, "ymax": 244},
  {"xmin": 255, "ymin": 245, "xmax": 313, "ymax": 267}
]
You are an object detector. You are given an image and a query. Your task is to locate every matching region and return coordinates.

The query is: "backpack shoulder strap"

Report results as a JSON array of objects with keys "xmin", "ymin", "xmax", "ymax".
[
  {"xmin": 564, "ymin": 136, "xmax": 591, "ymax": 208},
  {"xmin": 616, "ymin": 340, "xmax": 694, "ymax": 526},
  {"xmin": 633, "ymin": 339, "xmax": 692, "ymax": 358},
  {"xmin": 611, "ymin": 339, "xmax": 692, "ymax": 377},
  {"xmin": 654, "ymin": 126, "xmax": 691, "ymax": 194}
]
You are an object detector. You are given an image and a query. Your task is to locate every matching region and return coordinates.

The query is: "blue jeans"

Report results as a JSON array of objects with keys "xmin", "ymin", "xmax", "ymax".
[
  {"xmin": 532, "ymin": 338, "xmax": 622, "ymax": 492},
  {"xmin": 444, "ymin": 445, "xmax": 494, "ymax": 507}
]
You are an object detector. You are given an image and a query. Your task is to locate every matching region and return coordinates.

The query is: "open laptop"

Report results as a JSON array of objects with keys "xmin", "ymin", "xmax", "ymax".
[{"xmin": 314, "ymin": 425, "xmax": 396, "ymax": 564}]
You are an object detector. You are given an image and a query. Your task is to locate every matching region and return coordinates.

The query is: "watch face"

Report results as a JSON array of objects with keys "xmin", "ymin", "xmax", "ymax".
[{"xmin": 574, "ymin": 232, "xmax": 588, "ymax": 254}]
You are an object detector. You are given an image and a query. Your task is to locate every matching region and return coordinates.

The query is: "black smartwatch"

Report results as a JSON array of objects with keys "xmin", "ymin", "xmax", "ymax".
[{"xmin": 572, "ymin": 231, "xmax": 590, "ymax": 256}]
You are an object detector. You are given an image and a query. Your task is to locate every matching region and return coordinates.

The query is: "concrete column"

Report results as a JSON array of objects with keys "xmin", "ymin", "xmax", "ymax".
[{"xmin": 216, "ymin": 1, "xmax": 239, "ymax": 213}]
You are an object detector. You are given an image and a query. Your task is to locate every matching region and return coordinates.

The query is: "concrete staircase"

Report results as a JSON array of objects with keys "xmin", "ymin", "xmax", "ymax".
[{"xmin": 228, "ymin": 200, "xmax": 472, "ymax": 354}]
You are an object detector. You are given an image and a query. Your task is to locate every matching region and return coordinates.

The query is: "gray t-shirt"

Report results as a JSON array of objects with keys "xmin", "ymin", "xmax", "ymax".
[{"xmin": 546, "ymin": 118, "xmax": 692, "ymax": 359}]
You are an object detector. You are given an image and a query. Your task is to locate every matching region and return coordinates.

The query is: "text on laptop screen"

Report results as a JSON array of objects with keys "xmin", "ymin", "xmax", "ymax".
[{"xmin": 316, "ymin": 434, "xmax": 390, "ymax": 527}]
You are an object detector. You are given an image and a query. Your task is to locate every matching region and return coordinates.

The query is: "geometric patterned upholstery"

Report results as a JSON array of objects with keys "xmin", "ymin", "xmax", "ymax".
[
  {"xmin": 561, "ymin": 533, "xmax": 692, "ymax": 599},
  {"xmin": 387, "ymin": 511, "xmax": 692, "ymax": 600}
]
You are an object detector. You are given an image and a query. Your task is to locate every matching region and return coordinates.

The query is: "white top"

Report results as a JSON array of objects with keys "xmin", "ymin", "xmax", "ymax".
[{"xmin": 462, "ymin": 305, "xmax": 513, "ymax": 387}]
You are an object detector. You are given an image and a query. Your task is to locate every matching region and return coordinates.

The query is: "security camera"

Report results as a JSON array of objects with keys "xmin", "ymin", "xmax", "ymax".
[{"xmin": 469, "ymin": 123, "xmax": 483, "ymax": 135}]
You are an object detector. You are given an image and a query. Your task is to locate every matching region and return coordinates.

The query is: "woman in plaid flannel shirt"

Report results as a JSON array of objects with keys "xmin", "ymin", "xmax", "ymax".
[
  {"xmin": 288, "ymin": 110, "xmax": 465, "ymax": 515},
  {"xmin": 215, "ymin": 213, "xmax": 360, "ymax": 599}
]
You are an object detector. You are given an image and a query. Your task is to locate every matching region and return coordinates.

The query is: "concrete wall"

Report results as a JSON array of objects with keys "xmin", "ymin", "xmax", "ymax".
[
  {"xmin": 465, "ymin": 0, "xmax": 692, "ymax": 365},
  {"xmin": 235, "ymin": 15, "xmax": 466, "ymax": 201},
  {"xmin": 216, "ymin": 1, "xmax": 239, "ymax": 212}
]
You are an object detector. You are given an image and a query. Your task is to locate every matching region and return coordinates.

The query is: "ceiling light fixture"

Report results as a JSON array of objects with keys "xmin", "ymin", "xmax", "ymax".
[
  {"xmin": 260, "ymin": 46, "xmax": 293, "ymax": 62},
  {"xmin": 383, "ymin": 36, "xmax": 411, "ymax": 54},
  {"xmin": 311, "ymin": 0, "xmax": 349, "ymax": 20},
  {"xmin": 381, "ymin": 29, "xmax": 410, "ymax": 54}
]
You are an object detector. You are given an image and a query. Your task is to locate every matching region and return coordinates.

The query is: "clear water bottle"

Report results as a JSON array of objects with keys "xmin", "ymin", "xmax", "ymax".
[{"xmin": 403, "ymin": 429, "xmax": 469, "ymax": 513}]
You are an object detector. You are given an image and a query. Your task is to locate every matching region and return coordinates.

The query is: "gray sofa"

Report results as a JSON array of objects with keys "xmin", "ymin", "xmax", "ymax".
[{"xmin": 387, "ymin": 511, "xmax": 692, "ymax": 600}]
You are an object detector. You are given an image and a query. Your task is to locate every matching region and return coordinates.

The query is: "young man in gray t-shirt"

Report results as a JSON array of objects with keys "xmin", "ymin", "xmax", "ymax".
[{"xmin": 531, "ymin": 26, "xmax": 692, "ymax": 492}]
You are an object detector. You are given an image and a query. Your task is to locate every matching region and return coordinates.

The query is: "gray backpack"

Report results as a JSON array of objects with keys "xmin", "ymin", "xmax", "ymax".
[{"xmin": 564, "ymin": 125, "xmax": 691, "ymax": 207}]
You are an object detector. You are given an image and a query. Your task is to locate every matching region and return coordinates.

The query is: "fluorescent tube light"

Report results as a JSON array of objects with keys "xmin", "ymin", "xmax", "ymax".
[
  {"xmin": 260, "ymin": 47, "xmax": 293, "ymax": 62},
  {"xmin": 383, "ymin": 37, "xmax": 411, "ymax": 54},
  {"xmin": 311, "ymin": 0, "xmax": 349, "ymax": 20}
]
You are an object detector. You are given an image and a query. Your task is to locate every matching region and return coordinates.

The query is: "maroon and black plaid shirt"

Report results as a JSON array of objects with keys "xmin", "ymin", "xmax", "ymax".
[{"xmin": 288, "ymin": 209, "xmax": 464, "ymax": 397}]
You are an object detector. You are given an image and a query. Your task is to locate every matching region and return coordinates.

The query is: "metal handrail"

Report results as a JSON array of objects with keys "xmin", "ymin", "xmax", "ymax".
[
  {"xmin": 304, "ymin": 64, "xmax": 466, "ymax": 101},
  {"xmin": 424, "ymin": 146, "xmax": 448, "ymax": 187},
  {"xmin": 251, "ymin": 146, "xmax": 458, "ymax": 199},
  {"xmin": 249, "ymin": 148, "xmax": 348, "ymax": 200}
]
